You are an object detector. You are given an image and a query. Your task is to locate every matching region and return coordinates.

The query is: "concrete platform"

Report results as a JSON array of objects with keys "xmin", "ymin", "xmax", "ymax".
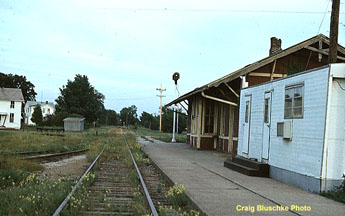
[{"xmin": 137, "ymin": 137, "xmax": 345, "ymax": 216}]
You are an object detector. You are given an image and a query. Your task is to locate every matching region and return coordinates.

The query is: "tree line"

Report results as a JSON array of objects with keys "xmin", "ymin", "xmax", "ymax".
[{"xmin": 0, "ymin": 72, "xmax": 186, "ymax": 133}]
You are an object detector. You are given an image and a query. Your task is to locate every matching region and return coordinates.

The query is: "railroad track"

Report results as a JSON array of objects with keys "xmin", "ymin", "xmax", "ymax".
[
  {"xmin": 25, "ymin": 149, "xmax": 89, "ymax": 163},
  {"xmin": 84, "ymin": 159, "xmax": 136, "ymax": 215},
  {"xmin": 53, "ymin": 131, "xmax": 195, "ymax": 216},
  {"xmin": 0, "ymin": 149, "xmax": 89, "ymax": 165}
]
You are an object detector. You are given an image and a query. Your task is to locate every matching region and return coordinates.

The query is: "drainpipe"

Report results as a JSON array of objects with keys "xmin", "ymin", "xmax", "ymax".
[{"xmin": 201, "ymin": 91, "xmax": 238, "ymax": 107}]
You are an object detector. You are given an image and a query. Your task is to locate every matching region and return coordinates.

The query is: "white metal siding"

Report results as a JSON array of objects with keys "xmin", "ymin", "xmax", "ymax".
[
  {"xmin": 239, "ymin": 66, "xmax": 330, "ymax": 178},
  {"xmin": 323, "ymin": 64, "xmax": 345, "ymax": 181}
]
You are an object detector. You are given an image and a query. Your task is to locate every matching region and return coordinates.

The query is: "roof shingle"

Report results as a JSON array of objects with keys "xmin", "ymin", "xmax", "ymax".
[{"xmin": 0, "ymin": 88, "xmax": 24, "ymax": 102}]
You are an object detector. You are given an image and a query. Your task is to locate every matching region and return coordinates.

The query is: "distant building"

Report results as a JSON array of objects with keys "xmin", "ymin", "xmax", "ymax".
[
  {"xmin": 63, "ymin": 117, "xmax": 85, "ymax": 131},
  {"xmin": 24, "ymin": 101, "xmax": 55, "ymax": 125},
  {"xmin": 0, "ymin": 88, "xmax": 24, "ymax": 129}
]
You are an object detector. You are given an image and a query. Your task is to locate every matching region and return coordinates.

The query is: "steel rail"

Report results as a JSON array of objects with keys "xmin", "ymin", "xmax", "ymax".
[
  {"xmin": 52, "ymin": 147, "xmax": 104, "ymax": 216},
  {"xmin": 26, "ymin": 149, "xmax": 89, "ymax": 160},
  {"xmin": 122, "ymin": 133, "xmax": 159, "ymax": 216}
]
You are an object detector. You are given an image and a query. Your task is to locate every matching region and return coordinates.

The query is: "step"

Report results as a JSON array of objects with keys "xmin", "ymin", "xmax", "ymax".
[
  {"xmin": 232, "ymin": 156, "xmax": 265, "ymax": 170},
  {"xmin": 224, "ymin": 161, "xmax": 260, "ymax": 176}
]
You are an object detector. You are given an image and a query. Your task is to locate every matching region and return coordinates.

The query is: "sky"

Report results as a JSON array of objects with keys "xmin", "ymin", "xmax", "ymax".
[{"xmin": 0, "ymin": 0, "xmax": 344, "ymax": 116}]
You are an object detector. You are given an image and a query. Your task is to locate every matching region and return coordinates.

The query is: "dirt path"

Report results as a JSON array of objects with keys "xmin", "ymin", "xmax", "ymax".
[{"xmin": 38, "ymin": 154, "xmax": 89, "ymax": 181}]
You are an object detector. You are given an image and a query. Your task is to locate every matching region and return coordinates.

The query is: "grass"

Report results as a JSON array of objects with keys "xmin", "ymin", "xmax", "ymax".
[
  {"xmin": 134, "ymin": 127, "xmax": 187, "ymax": 143},
  {"xmin": 321, "ymin": 176, "xmax": 345, "ymax": 203},
  {"xmin": 0, "ymin": 126, "xmax": 194, "ymax": 215},
  {"xmin": 0, "ymin": 126, "xmax": 113, "ymax": 215},
  {"xmin": 0, "ymin": 173, "xmax": 74, "ymax": 215},
  {"xmin": 0, "ymin": 131, "xmax": 91, "ymax": 154}
]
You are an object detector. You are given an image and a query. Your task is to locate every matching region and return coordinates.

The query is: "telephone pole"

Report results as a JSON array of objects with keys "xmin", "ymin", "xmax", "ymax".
[
  {"xmin": 329, "ymin": 0, "xmax": 340, "ymax": 63},
  {"xmin": 156, "ymin": 84, "xmax": 166, "ymax": 132}
]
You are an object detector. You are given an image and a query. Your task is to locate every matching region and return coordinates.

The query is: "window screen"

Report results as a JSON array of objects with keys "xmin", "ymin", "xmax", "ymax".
[{"xmin": 284, "ymin": 84, "xmax": 303, "ymax": 119}]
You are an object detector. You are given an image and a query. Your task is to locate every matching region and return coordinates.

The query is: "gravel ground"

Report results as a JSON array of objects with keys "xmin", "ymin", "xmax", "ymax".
[{"xmin": 37, "ymin": 154, "xmax": 89, "ymax": 181}]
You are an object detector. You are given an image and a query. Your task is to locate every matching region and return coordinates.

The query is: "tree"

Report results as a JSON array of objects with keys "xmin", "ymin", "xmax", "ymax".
[
  {"xmin": 140, "ymin": 111, "xmax": 159, "ymax": 130},
  {"xmin": 0, "ymin": 72, "xmax": 36, "ymax": 102},
  {"xmin": 161, "ymin": 107, "xmax": 187, "ymax": 133},
  {"xmin": 120, "ymin": 105, "xmax": 138, "ymax": 127},
  {"xmin": 31, "ymin": 105, "xmax": 43, "ymax": 126},
  {"xmin": 99, "ymin": 109, "xmax": 120, "ymax": 126},
  {"xmin": 55, "ymin": 74, "xmax": 104, "ymax": 123}
]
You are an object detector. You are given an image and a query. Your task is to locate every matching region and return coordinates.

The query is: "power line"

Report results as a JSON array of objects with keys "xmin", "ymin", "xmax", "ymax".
[
  {"xmin": 317, "ymin": 0, "xmax": 331, "ymax": 34},
  {"xmin": 94, "ymin": 7, "xmax": 345, "ymax": 14}
]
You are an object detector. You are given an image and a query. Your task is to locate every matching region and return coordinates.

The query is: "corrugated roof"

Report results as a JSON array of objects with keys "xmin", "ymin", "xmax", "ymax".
[
  {"xmin": 166, "ymin": 34, "xmax": 345, "ymax": 107},
  {"xmin": 63, "ymin": 117, "xmax": 85, "ymax": 121},
  {"xmin": 0, "ymin": 88, "xmax": 24, "ymax": 102}
]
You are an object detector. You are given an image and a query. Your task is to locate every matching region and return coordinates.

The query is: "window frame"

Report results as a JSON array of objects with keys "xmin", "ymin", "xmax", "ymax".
[
  {"xmin": 284, "ymin": 83, "xmax": 304, "ymax": 119},
  {"xmin": 264, "ymin": 98, "xmax": 270, "ymax": 123},
  {"xmin": 204, "ymin": 99, "xmax": 215, "ymax": 134},
  {"xmin": 10, "ymin": 113, "xmax": 14, "ymax": 123},
  {"xmin": 245, "ymin": 101, "xmax": 249, "ymax": 123},
  {"xmin": 219, "ymin": 104, "xmax": 227, "ymax": 136},
  {"xmin": 10, "ymin": 101, "xmax": 15, "ymax": 108}
]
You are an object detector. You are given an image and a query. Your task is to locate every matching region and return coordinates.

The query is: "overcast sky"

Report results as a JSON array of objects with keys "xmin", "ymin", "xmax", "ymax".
[{"xmin": 0, "ymin": 0, "xmax": 344, "ymax": 115}]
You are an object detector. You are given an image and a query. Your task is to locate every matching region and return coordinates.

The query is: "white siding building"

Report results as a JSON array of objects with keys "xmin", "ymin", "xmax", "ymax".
[
  {"xmin": 0, "ymin": 88, "xmax": 24, "ymax": 129},
  {"xmin": 24, "ymin": 101, "xmax": 55, "ymax": 125},
  {"xmin": 238, "ymin": 63, "xmax": 345, "ymax": 192}
]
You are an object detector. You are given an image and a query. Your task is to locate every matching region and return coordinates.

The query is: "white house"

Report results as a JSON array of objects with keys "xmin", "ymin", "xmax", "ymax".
[
  {"xmin": 0, "ymin": 88, "xmax": 24, "ymax": 129},
  {"xmin": 237, "ymin": 63, "xmax": 345, "ymax": 192},
  {"xmin": 24, "ymin": 101, "xmax": 55, "ymax": 125}
]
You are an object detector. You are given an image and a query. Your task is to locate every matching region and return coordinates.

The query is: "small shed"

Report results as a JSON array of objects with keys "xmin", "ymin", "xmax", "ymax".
[{"xmin": 63, "ymin": 117, "xmax": 85, "ymax": 131}]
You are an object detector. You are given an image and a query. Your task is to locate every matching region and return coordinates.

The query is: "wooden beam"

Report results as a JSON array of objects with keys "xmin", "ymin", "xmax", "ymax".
[
  {"xmin": 201, "ymin": 91, "xmax": 238, "ymax": 107},
  {"xmin": 318, "ymin": 40, "xmax": 323, "ymax": 62},
  {"xmin": 178, "ymin": 102, "xmax": 188, "ymax": 113},
  {"xmin": 248, "ymin": 72, "xmax": 285, "ymax": 78},
  {"xmin": 218, "ymin": 88, "xmax": 232, "ymax": 101},
  {"xmin": 270, "ymin": 60, "xmax": 277, "ymax": 81},
  {"xmin": 224, "ymin": 83, "xmax": 239, "ymax": 98},
  {"xmin": 306, "ymin": 46, "xmax": 345, "ymax": 61},
  {"xmin": 322, "ymin": 40, "xmax": 345, "ymax": 55}
]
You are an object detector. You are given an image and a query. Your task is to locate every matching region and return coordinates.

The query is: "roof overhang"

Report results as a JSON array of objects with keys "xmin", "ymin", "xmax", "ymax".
[{"xmin": 166, "ymin": 34, "xmax": 345, "ymax": 107}]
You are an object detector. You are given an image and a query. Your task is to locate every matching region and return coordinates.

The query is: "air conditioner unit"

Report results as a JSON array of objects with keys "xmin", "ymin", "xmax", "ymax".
[{"xmin": 283, "ymin": 121, "xmax": 293, "ymax": 140}]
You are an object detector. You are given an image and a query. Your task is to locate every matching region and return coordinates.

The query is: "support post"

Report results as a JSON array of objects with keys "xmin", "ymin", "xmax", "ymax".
[
  {"xmin": 156, "ymin": 84, "xmax": 166, "ymax": 132},
  {"xmin": 329, "ymin": 0, "xmax": 340, "ymax": 63},
  {"xmin": 172, "ymin": 106, "xmax": 176, "ymax": 142}
]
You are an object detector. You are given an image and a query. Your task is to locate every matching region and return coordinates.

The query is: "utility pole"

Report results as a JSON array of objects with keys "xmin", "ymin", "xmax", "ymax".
[
  {"xmin": 329, "ymin": 0, "xmax": 340, "ymax": 63},
  {"xmin": 156, "ymin": 84, "xmax": 166, "ymax": 132}
]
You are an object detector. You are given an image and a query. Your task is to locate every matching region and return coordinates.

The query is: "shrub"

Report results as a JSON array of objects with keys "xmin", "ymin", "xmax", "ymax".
[{"xmin": 166, "ymin": 183, "xmax": 188, "ymax": 207}]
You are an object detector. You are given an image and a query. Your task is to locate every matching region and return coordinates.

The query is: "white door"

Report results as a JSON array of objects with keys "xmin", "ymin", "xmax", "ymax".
[
  {"xmin": 242, "ymin": 96, "xmax": 251, "ymax": 155},
  {"xmin": 262, "ymin": 92, "xmax": 272, "ymax": 160}
]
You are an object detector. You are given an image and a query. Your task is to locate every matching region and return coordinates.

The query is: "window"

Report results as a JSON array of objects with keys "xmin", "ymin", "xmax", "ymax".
[
  {"xmin": 10, "ymin": 101, "xmax": 14, "ymax": 108},
  {"xmin": 277, "ymin": 122, "xmax": 284, "ymax": 136},
  {"xmin": 219, "ymin": 104, "xmax": 226, "ymax": 136},
  {"xmin": 284, "ymin": 84, "xmax": 303, "ymax": 118},
  {"xmin": 204, "ymin": 100, "xmax": 214, "ymax": 134},
  {"xmin": 10, "ymin": 113, "xmax": 14, "ymax": 123},
  {"xmin": 191, "ymin": 98, "xmax": 199, "ymax": 134},
  {"xmin": 245, "ymin": 101, "xmax": 249, "ymax": 123},
  {"xmin": 264, "ymin": 98, "xmax": 270, "ymax": 123}
]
